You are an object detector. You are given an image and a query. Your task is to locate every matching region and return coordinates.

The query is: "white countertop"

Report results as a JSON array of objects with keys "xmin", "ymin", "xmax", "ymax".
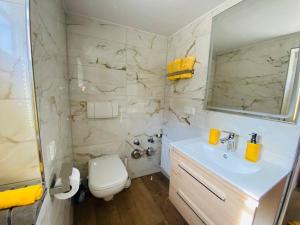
[{"xmin": 171, "ymin": 137, "xmax": 291, "ymax": 201}]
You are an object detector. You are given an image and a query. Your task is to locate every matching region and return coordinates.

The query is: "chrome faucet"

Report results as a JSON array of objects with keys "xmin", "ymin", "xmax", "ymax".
[{"xmin": 220, "ymin": 131, "xmax": 238, "ymax": 151}]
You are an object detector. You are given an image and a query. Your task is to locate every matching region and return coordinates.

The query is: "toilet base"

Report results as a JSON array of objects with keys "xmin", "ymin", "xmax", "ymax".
[
  {"xmin": 104, "ymin": 195, "xmax": 114, "ymax": 201},
  {"xmin": 125, "ymin": 177, "xmax": 131, "ymax": 188}
]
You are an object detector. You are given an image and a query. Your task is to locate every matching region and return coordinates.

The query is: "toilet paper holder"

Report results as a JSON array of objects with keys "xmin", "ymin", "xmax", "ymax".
[{"xmin": 49, "ymin": 163, "xmax": 73, "ymax": 196}]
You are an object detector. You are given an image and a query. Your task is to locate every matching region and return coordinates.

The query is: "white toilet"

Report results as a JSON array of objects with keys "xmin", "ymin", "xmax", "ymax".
[{"xmin": 88, "ymin": 154, "xmax": 130, "ymax": 201}]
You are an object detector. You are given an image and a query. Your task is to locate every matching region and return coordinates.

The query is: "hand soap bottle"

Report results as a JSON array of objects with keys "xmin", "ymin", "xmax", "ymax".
[
  {"xmin": 209, "ymin": 128, "xmax": 220, "ymax": 145},
  {"xmin": 245, "ymin": 133, "xmax": 260, "ymax": 162}
]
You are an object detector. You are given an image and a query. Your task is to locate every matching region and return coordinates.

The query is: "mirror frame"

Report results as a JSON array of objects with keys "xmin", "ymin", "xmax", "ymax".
[{"xmin": 204, "ymin": 4, "xmax": 300, "ymax": 124}]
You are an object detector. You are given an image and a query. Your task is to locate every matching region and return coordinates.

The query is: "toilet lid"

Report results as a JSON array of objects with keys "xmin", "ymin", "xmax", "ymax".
[{"xmin": 89, "ymin": 154, "xmax": 128, "ymax": 190}]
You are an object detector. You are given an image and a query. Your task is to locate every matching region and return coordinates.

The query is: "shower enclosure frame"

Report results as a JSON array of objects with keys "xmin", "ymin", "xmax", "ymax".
[{"xmin": 276, "ymin": 138, "xmax": 300, "ymax": 224}]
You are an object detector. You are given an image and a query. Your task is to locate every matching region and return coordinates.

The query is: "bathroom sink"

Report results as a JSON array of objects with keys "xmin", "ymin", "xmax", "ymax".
[
  {"xmin": 184, "ymin": 142, "xmax": 260, "ymax": 175},
  {"xmin": 171, "ymin": 137, "xmax": 290, "ymax": 201}
]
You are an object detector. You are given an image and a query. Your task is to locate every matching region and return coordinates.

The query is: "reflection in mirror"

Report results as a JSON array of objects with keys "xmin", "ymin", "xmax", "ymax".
[
  {"xmin": 206, "ymin": 0, "xmax": 300, "ymax": 122},
  {"xmin": 0, "ymin": 0, "xmax": 42, "ymax": 189}
]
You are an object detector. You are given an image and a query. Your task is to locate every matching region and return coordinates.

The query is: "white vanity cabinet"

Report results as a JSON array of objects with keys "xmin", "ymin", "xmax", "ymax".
[{"xmin": 169, "ymin": 148, "xmax": 286, "ymax": 225}]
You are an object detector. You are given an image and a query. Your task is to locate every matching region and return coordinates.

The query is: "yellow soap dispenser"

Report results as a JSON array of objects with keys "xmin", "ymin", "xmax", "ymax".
[
  {"xmin": 245, "ymin": 133, "xmax": 260, "ymax": 162},
  {"xmin": 209, "ymin": 128, "xmax": 220, "ymax": 145}
]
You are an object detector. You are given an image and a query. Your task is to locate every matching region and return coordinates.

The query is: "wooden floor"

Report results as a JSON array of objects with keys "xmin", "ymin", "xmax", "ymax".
[{"xmin": 74, "ymin": 173, "xmax": 188, "ymax": 225}]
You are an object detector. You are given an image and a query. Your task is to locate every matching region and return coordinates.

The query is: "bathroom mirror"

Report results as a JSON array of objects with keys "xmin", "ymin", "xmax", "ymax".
[{"xmin": 206, "ymin": 0, "xmax": 300, "ymax": 122}]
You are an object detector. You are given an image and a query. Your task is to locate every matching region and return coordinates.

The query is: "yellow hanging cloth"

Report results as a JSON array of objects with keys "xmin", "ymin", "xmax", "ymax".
[
  {"xmin": 167, "ymin": 56, "xmax": 196, "ymax": 81},
  {"xmin": 289, "ymin": 221, "xmax": 300, "ymax": 225},
  {"xmin": 0, "ymin": 184, "xmax": 43, "ymax": 209}
]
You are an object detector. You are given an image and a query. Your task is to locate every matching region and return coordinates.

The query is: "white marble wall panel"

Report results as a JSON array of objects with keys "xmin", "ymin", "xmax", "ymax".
[
  {"xmin": 164, "ymin": 0, "xmax": 300, "ymax": 170},
  {"xmin": 126, "ymin": 46, "xmax": 166, "ymax": 75},
  {"xmin": 67, "ymin": 33, "xmax": 126, "ymax": 70},
  {"xmin": 69, "ymin": 65, "xmax": 127, "ymax": 98},
  {"xmin": 66, "ymin": 15, "xmax": 127, "ymax": 43},
  {"xmin": 164, "ymin": 15, "xmax": 212, "ymax": 128},
  {"xmin": 127, "ymin": 28, "xmax": 168, "ymax": 51},
  {"xmin": 31, "ymin": 0, "xmax": 73, "ymax": 183},
  {"xmin": 0, "ymin": 0, "xmax": 41, "ymax": 186},
  {"xmin": 210, "ymin": 33, "xmax": 300, "ymax": 114},
  {"xmin": 127, "ymin": 71, "xmax": 165, "ymax": 97},
  {"xmin": 67, "ymin": 14, "xmax": 167, "ymax": 178},
  {"xmin": 125, "ymin": 96, "xmax": 164, "ymax": 178},
  {"xmin": 30, "ymin": 0, "xmax": 73, "ymax": 224}
]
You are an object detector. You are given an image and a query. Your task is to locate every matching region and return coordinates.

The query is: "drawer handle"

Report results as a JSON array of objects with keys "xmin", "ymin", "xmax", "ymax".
[
  {"xmin": 177, "ymin": 190, "xmax": 208, "ymax": 225},
  {"xmin": 178, "ymin": 164, "xmax": 226, "ymax": 202}
]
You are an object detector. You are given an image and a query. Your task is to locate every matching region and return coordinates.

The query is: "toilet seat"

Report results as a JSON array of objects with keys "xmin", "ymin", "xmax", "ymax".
[{"xmin": 89, "ymin": 154, "xmax": 128, "ymax": 191}]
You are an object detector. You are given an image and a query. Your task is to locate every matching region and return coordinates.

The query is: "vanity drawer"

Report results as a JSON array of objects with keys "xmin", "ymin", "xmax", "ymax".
[
  {"xmin": 169, "ymin": 149, "xmax": 258, "ymax": 225},
  {"xmin": 169, "ymin": 185, "xmax": 207, "ymax": 225}
]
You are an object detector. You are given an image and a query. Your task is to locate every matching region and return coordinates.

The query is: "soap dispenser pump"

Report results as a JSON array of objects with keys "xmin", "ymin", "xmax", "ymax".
[
  {"xmin": 245, "ymin": 133, "xmax": 260, "ymax": 162},
  {"xmin": 250, "ymin": 133, "xmax": 257, "ymax": 144}
]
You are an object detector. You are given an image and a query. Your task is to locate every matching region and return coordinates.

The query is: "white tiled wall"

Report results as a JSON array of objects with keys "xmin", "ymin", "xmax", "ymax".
[{"xmin": 67, "ymin": 15, "xmax": 167, "ymax": 178}]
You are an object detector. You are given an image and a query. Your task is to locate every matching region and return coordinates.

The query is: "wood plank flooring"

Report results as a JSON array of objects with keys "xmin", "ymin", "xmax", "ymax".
[{"xmin": 74, "ymin": 173, "xmax": 188, "ymax": 225}]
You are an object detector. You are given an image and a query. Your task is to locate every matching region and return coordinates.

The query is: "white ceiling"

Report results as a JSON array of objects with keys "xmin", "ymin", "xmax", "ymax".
[
  {"xmin": 64, "ymin": 0, "xmax": 227, "ymax": 36},
  {"xmin": 213, "ymin": 0, "xmax": 300, "ymax": 53}
]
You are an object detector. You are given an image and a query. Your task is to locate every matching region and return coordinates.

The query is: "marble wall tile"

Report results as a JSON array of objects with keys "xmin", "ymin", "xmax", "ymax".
[
  {"xmin": 126, "ymin": 46, "xmax": 166, "ymax": 75},
  {"xmin": 72, "ymin": 118, "xmax": 127, "ymax": 147},
  {"xmin": 69, "ymin": 64, "xmax": 127, "ymax": 98},
  {"xmin": 167, "ymin": 18, "xmax": 212, "ymax": 62},
  {"xmin": 163, "ymin": 97, "xmax": 203, "ymax": 127},
  {"xmin": 124, "ymin": 98, "xmax": 163, "ymax": 178},
  {"xmin": 126, "ymin": 97, "xmax": 163, "ymax": 116},
  {"xmin": 67, "ymin": 14, "xmax": 167, "ymax": 178},
  {"xmin": 165, "ymin": 73, "xmax": 207, "ymax": 99},
  {"xmin": 126, "ymin": 27, "xmax": 168, "ymax": 51},
  {"xmin": 30, "ymin": 0, "xmax": 73, "ymax": 224},
  {"xmin": 66, "ymin": 15, "xmax": 127, "ymax": 43},
  {"xmin": 127, "ymin": 71, "xmax": 165, "ymax": 97},
  {"xmin": 67, "ymin": 33, "xmax": 126, "ymax": 70},
  {"xmin": 0, "ymin": 0, "xmax": 41, "ymax": 186},
  {"xmin": 126, "ymin": 146, "xmax": 161, "ymax": 178},
  {"xmin": 31, "ymin": 0, "xmax": 73, "ymax": 178},
  {"xmin": 30, "ymin": 1, "xmax": 67, "ymax": 60}
]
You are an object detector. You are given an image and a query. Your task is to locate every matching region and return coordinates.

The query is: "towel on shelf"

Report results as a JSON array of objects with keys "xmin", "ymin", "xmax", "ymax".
[
  {"xmin": 167, "ymin": 56, "xmax": 196, "ymax": 81},
  {"xmin": 0, "ymin": 184, "xmax": 43, "ymax": 209}
]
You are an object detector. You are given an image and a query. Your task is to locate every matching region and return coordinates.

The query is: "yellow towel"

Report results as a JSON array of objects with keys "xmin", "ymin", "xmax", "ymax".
[
  {"xmin": 167, "ymin": 56, "xmax": 196, "ymax": 81},
  {"xmin": 289, "ymin": 221, "xmax": 300, "ymax": 225},
  {"xmin": 0, "ymin": 184, "xmax": 43, "ymax": 209}
]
